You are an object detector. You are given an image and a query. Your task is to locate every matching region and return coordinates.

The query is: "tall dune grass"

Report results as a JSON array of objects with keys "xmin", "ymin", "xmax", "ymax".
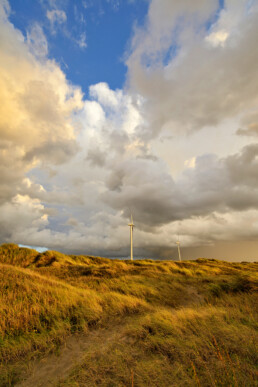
[{"xmin": 0, "ymin": 244, "xmax": 257, "ymax": 386}]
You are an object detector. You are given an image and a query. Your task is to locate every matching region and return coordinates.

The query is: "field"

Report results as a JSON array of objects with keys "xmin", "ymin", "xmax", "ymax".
[{"xmin": 0, "ymin": 243, "xmax": 257, "ymax": 386}]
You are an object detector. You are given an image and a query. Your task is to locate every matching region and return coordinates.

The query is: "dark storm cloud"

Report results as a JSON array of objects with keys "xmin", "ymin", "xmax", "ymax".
[{"xmin": 102, "ymin": 144, "xmax": 258, "ymax": 228}]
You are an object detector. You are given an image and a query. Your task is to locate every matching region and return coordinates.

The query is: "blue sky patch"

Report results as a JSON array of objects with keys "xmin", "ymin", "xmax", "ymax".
[{"xmin": 9, "ymin": 0, "xmax": 148, "ymax": 93}]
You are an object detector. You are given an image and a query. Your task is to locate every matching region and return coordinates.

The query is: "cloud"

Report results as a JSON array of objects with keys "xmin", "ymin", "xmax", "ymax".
[
  {"xmin": 47, "ymin": 9, "xmax": 67, "ymax": 29},
  {"xmin": 184, "ymin": 157, "xmax": 196, "ymax": 169},
  {"xmin": 205, "ymin": 30, "xmax": 229, "ymax": 47},
  {"xmin": 74, "ymin": 4, "xmax": 86, "ymax": 25},
  {"xmin": 236, "ymin": 111, "xmax": 258, "ymax": 137},
  {"xmin": 100, "ymin": 142, "xmax": 258, "ymax": 237},
  {"xmin": 237, "ymin": 124, "xmax": 258, "ymax": 137},
  {"xmin": 87, "ymin": 148, "xmax": 106, "ymax": 167},
  {"xmin": 0, "ymin": 0, "xmax": 9, "ymax": 18},
  {"xmin": 75, "ymin": 32, "xmax": 87, "ymax": 49},
  {"xmin": 105, "ymin": 0, "xmax": 120, "ymax": 11},
  {"xmin": 0, "ymin": 0, "xmax": 83, "ymax": 209},
  {"xmin": 0, "ymin": 194, "xmax": 48, "ymax": 240},
  {"xmin": 46, "ymin": 5, "xmax": 87, "ymax": 49},
  {"xmin": 126, "ymin": 0, "xmax": 258, "ymax": 140},
  {"xmin": 26, "ymin": 23, "xmax": 48, "ymax": 59}
]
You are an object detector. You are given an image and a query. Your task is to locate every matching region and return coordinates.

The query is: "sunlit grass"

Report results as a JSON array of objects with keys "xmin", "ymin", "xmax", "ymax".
[{"xmin": 0, "ymin": 244, "xmax": 257, "ymax": 386}]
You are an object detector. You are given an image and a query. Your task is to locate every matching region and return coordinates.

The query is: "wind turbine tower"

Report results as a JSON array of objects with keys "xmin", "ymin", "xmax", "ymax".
[
  {"xmin": 128, "ymin": 214, "xmax": 134, "ymax": 261},
  {"xmin": 176, "ymin": 238, "xmax": 182, "ymax": 262}
]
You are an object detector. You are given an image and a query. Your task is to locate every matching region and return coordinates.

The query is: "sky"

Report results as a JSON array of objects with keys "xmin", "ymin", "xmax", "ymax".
[{"xmin": 1, "ymin": 0, "xmax": 258, "ymax": 261}]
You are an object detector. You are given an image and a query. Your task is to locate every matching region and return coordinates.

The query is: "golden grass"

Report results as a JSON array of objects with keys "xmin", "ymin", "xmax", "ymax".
[
  {"xmin": 0, "ymin": 264, "xmax": 148, "ymax": 367},
  {"xmin": 60, "ymin": 294, "xmax": 257, "ymax": 386},
  {"xmin": 0, "ymin": 244, "xmax": 257, "ymax": 386}
]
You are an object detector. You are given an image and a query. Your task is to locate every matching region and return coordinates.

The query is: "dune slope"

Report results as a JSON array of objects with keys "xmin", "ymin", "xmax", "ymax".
[{"xmin": 0, "ymin": 244, "xmax": 257, "ymax": 386}]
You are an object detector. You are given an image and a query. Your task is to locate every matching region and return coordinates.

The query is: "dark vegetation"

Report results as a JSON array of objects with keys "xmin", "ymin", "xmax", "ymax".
[{"xmin": 0, "ymin": 243, "xmax": 257, "ymax": 386}]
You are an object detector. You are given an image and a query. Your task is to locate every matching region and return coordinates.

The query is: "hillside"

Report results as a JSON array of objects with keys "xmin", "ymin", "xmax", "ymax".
[{"xmin": 0, "ymin": 244, "xmax": 257, "ymax": 386}]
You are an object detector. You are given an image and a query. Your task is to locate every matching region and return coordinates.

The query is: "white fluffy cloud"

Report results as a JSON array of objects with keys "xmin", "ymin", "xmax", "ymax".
[
  {"xmin": 126, "ymin": 0, "xmax": 258, "ymax": 140},
  {"xmin": 0, "ymin": 1, "xmax": 83, "ymax": 204},
  {"xmin": 26, "ymin": 23, "xmax": 48, "ymax": 58},
  {"xmin": 47, "ymin": 9, "xmax": 67, "ymax": 25}
]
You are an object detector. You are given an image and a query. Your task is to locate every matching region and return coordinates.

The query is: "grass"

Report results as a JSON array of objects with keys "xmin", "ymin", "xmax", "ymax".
[
  {"xmin": 0, "ymin": 244, "xmax": 257, "ymax": 386},
  {"xmin": 62, "ymin": 297, "xmax": 257, "ymax": 386}
]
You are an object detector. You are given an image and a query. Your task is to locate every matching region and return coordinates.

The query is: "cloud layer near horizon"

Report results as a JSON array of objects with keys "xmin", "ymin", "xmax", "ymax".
[{"xmin": 1, "ymin": 0, "xmax": 258, "ymax": 260}]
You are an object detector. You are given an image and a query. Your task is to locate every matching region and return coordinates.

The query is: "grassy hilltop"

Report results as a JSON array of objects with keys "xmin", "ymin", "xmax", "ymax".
[{"xmin": 0, "ymin": 243, "xmax": 257, "ymax": 386}]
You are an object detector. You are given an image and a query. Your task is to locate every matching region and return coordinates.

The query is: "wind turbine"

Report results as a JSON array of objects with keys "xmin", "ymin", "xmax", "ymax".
[
  {"xmin": 128, "ymin": 214, "xmax": 134, "ymax": 261},
  {"xmin": 176, "ymin": 236, "xmax": 182, "ymax": 262}
]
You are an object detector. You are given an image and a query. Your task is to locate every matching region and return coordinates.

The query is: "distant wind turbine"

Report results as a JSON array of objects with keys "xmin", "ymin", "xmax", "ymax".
[
  {"xmin": 176, "ymin": 236, "xmax": 182, "ymax": 262},
  {"xmin": 128, "ymin": 214, "xmax": 134, "ymax": 261}
]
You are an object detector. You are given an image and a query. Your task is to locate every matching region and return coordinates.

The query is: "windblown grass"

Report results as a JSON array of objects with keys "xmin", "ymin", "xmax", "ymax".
[
  {"xmin": 62, "ymin": 295, "xmax": 257, "ymax": 387},
  {"xmin": 0, "ymin": 244, "xmax": 257, "ymax": 386},
  {"xmin": 0, "ymin": 265, "xmax": 147, "ymax": 359}
]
